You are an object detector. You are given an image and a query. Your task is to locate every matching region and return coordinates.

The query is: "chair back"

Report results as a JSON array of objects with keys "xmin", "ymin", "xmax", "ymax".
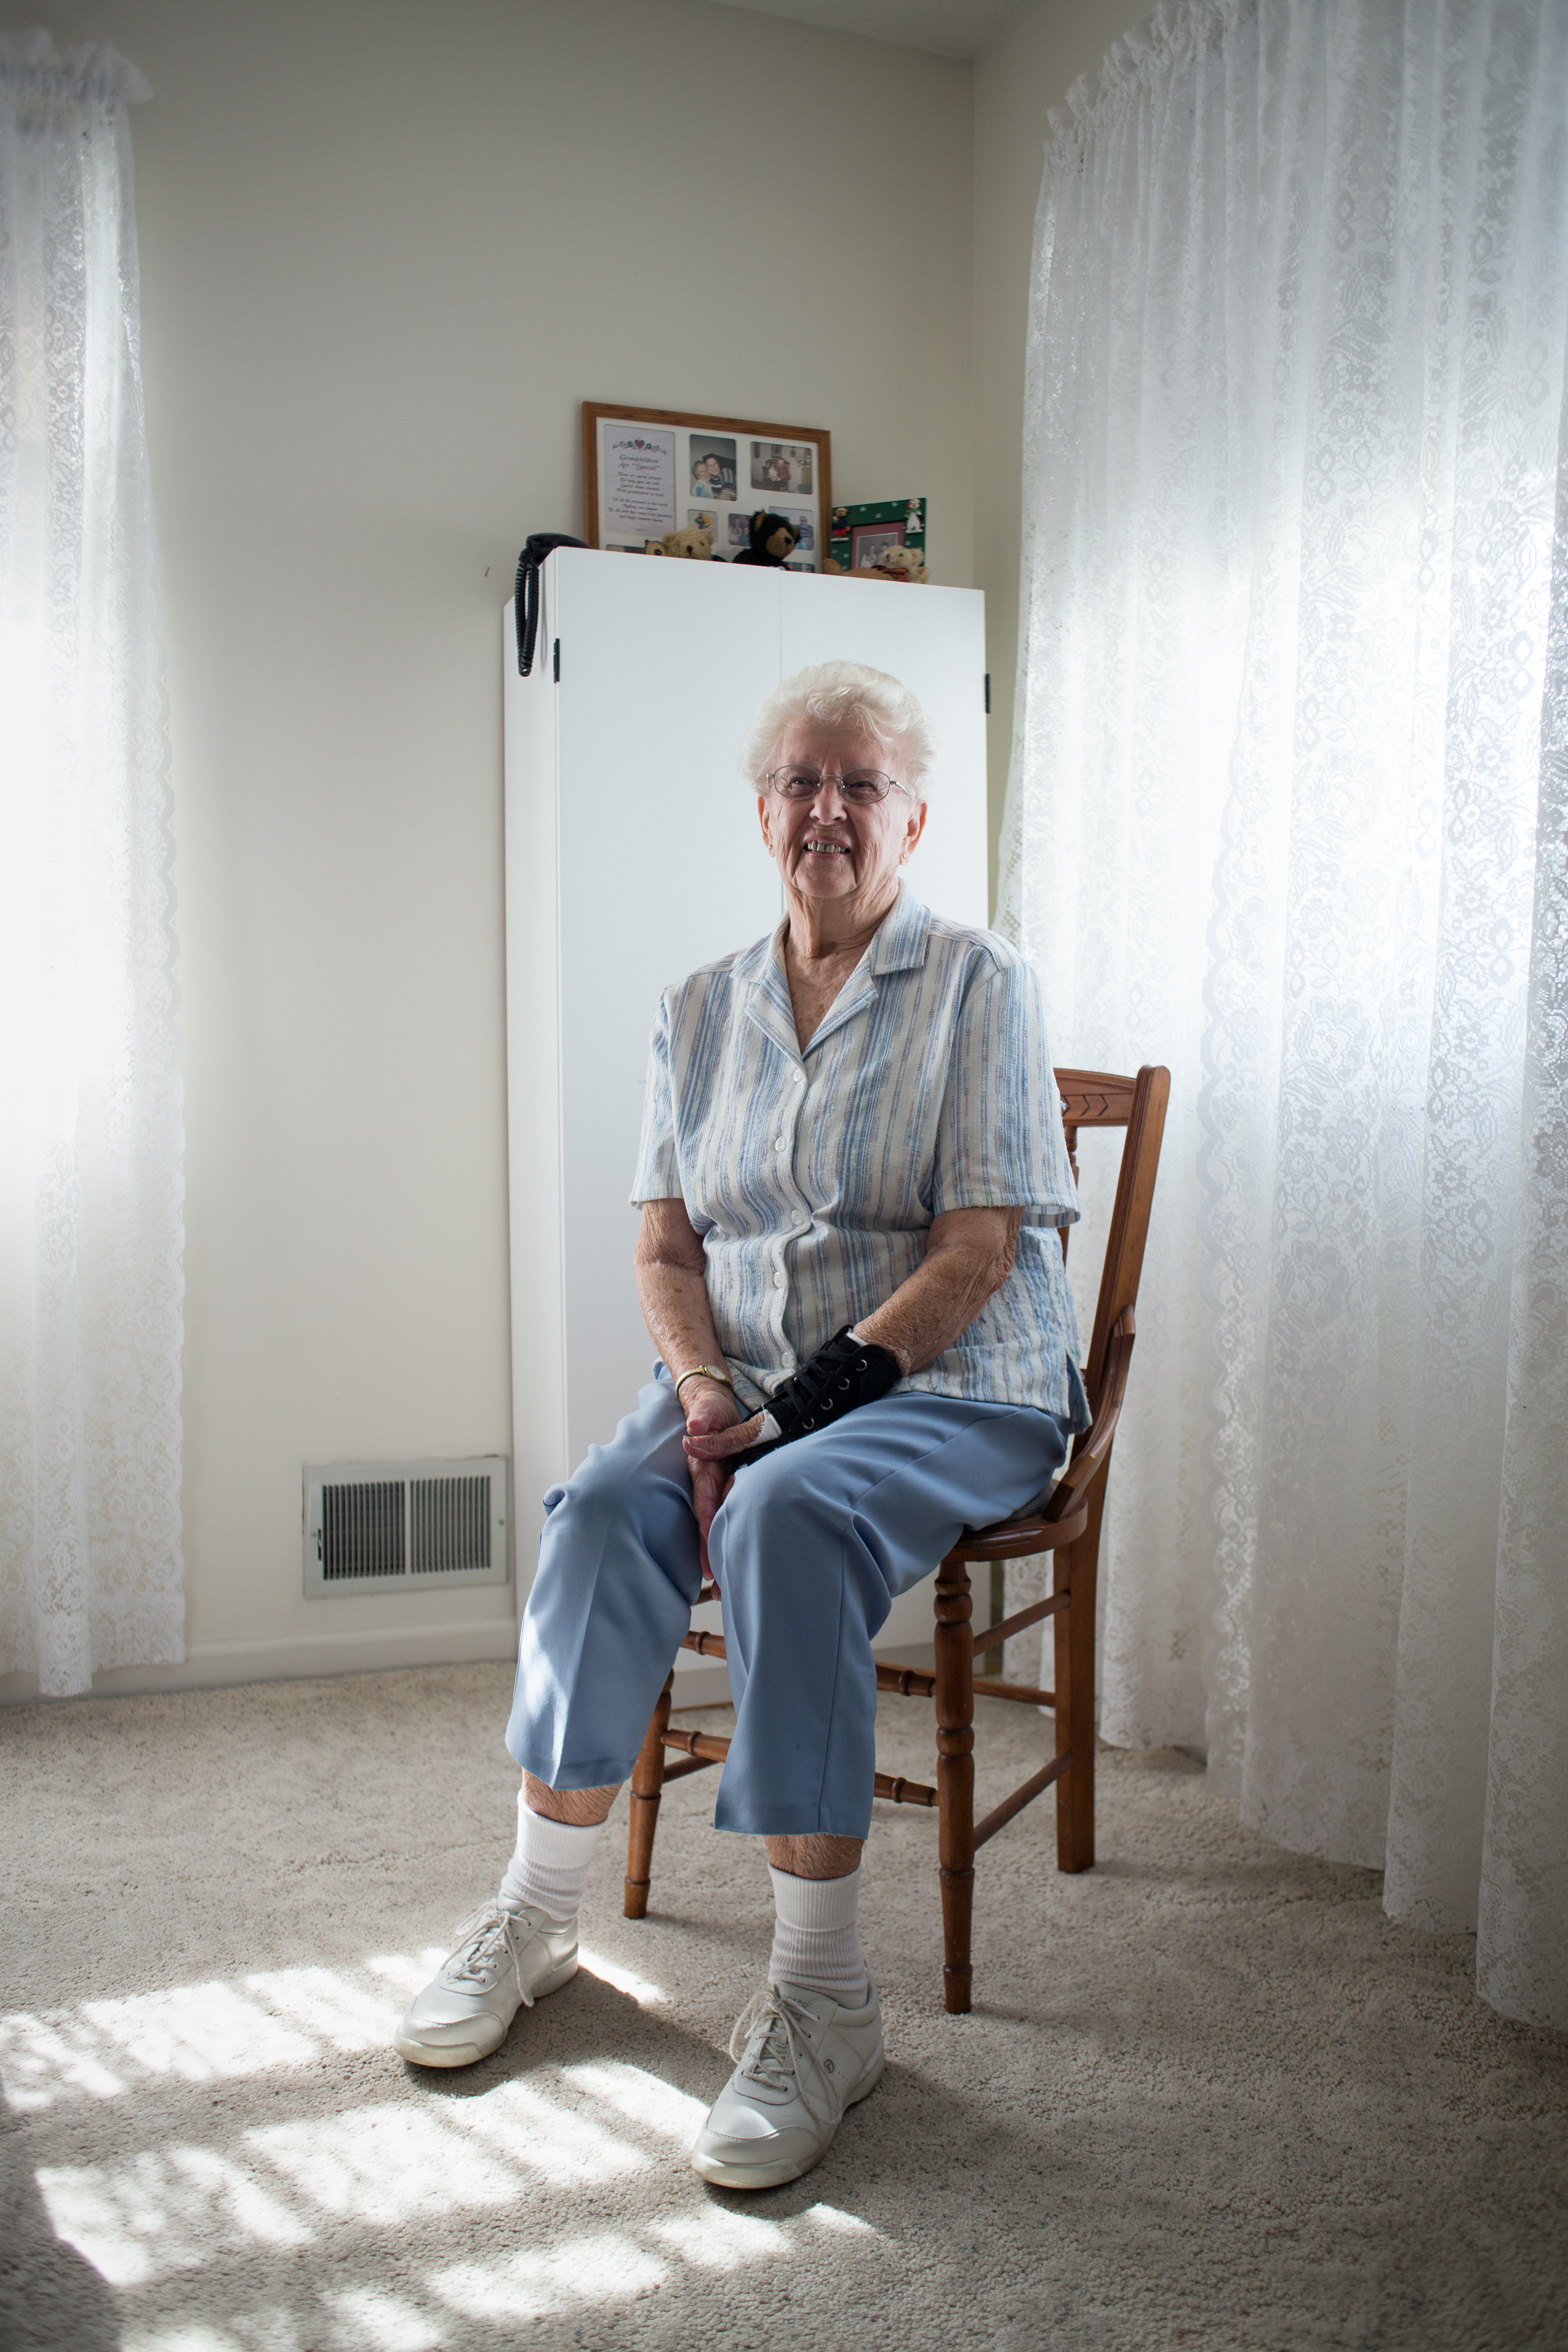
[{"xmin": 1055, "ymin": 1067, "xmax": 1171, "ymax": 1419}]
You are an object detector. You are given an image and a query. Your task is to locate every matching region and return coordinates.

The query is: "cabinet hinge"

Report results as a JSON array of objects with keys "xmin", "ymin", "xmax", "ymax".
[{"xmin": 553, "ymin": 638, "xmax": 561, "ymax": 682}]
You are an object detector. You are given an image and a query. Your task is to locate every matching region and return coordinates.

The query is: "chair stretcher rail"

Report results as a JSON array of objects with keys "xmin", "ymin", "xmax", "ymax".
[
  {"xmin": 661, "ymin": 1722, "xmax": 937, "ymax": 1809},
  {"xmin": 969, "ymin": 1591, "xmax": 1069, "ymax": 1654},
  {"xmin": 974, "ymin": 1751, "xmax": 1072, "ymax": 1848}
]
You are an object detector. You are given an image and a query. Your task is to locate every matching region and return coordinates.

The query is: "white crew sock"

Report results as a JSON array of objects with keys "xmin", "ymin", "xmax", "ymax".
[
  {"xmin": 768, "ymin": 1864, "xmax": 869, "ymax": 2005},
  {"xmin": 498, "ymin": 1793, "xmax": 604, "ymax": 1922}
]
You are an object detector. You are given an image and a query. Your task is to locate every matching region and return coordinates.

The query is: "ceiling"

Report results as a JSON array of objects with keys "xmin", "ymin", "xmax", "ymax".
[{"xmin": 710, "ymin": 0, "xmax": 1028, "ymax": 60}]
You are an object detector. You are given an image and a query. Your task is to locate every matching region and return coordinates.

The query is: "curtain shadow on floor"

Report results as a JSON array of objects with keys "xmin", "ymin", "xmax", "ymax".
[{"xmin": 0, "ymin": 2100, "xmax": 120, "ymax": 2351}]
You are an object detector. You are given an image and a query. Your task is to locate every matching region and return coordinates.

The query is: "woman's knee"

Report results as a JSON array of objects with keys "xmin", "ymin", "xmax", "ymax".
[
  {"xmin": 533, "ymin": 1448, "xmax": 692, "ymax": 1605},
  {"xmin": 713, "ymin": 1457, "xmax": 849, "ymax": 1595},
  {"xmin": 547, "ymin": 1442, "xmax": 662, "ymax": 1537}
]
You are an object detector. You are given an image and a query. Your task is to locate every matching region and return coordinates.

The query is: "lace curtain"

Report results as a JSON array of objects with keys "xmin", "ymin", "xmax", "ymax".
[
  {"xmin": 0, "ymin": 33, "xmax": 183, "ymax": 1697},
  {"xmin": 1000, "ymin": 0, "xmax": 1568, "ymax": 2027}
]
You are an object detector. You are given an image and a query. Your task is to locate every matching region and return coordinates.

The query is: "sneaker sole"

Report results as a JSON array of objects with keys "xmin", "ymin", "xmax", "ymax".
[
  {"xmin": 393, "ymin": 1953, "xmax": 580, "ymax": 2069},
  {"xmin": 689, "ymin": 2047, "xmax": 886, "ymax": 2190}
]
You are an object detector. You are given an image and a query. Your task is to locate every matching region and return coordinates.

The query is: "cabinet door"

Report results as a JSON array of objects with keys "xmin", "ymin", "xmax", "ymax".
[
  {"xmin": 552, "ymin": 553, "xmax": 782, "ymax": 1469},
  {"xmin": 778, "ymin": 575, "xmax": 988, "ymax": 930}
]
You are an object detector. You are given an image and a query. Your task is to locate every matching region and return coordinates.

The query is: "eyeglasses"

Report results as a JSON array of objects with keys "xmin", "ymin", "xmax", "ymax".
[{"xmin": 764, "ymin": 767, "xmax": 911, "ymax": 804}]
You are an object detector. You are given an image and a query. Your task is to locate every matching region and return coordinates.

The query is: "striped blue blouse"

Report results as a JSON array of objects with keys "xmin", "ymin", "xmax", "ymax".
[{"xmin": 631, "ymin": 886, "xmax": 1090, "ymax": 1428}]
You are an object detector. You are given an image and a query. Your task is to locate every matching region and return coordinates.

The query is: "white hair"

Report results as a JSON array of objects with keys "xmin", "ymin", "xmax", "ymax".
[{"xmin": 739, "ymin": 661, "xmax": 938, "ymax": 794}]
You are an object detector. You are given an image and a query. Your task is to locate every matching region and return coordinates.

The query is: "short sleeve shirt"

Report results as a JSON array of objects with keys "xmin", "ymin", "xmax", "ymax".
[{"xmin": 631, "ymin": 887, "xmax": 1090, "ymax": 1428}]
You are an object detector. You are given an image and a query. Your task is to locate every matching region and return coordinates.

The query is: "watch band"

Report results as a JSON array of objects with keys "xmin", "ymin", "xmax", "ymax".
[{"xmin": 674, "ymin": 1363, "xmax": 734, "ymax": 1399}]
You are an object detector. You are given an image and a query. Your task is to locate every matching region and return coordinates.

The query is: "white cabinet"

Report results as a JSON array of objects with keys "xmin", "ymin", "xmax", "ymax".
[{"xmin": 504, "ymin": 550, "xmax": 986, "ymax": 1681}]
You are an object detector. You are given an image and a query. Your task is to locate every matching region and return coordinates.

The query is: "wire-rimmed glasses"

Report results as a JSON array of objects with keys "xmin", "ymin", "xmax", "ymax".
[{"xmin": 764, "ymin": 766, "xmax": 912, "ymax": 804}]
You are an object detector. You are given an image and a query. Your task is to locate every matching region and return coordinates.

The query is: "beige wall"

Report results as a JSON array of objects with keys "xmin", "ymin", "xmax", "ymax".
[
  {"xmin": 0, "ymin": 0, "xmax": 973, "ymax": 1697},
  {"xmin": 972, "ymin": 0, "xmax": 1146, "ymax": 907},
  {"xmin": 0, "ymin": 0, "xmax": 1145, "ymax": 1700}
]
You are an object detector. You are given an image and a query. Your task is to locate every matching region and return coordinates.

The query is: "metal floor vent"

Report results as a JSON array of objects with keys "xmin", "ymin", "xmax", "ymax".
[{"xmin": 303, "ymin": 1457, "xmax": 509, "ymax": 1597}]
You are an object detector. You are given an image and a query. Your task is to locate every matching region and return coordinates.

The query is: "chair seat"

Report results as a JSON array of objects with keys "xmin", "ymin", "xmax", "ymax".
[
  {"xmin": 950, "ymin": 1497, "xmax": 1087, "ymax": 1560},
  {"xmin": 693, "ymin": 1493, "xmax": 1088, "ymax": 1606}
]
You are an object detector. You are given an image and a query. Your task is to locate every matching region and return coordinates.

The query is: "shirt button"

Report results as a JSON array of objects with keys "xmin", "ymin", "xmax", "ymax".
[{"xmin": 774, "ymin": 1271, "xmax": 786, "ymax": 1289}]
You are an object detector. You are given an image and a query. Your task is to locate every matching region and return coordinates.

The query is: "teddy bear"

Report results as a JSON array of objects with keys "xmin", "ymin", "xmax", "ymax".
[
  {"xmin": 731, "ymin": 510, "xmax": 800, "ymax": 567},
  {"xmin": 643, "ymin": 517, "xmax": 714, "ymax": 559},
  {"xmin": 825, "ymin": 543, "xmax": 931, "ymax": 583},
  {"xmin": 864, "ymin": 543, "xmax": 929, "ymax": 583}
]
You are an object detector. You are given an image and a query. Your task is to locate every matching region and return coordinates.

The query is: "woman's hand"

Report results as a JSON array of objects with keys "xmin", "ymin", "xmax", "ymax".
[{"xmin": 681, "ymin": 1379, "xmax": 754, "ymax": 1586}]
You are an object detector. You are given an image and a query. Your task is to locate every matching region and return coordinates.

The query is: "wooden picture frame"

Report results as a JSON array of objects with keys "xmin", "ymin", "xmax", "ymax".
[{"xmin": 583, "ymin": 402, "xmax": 833, "ymax": 571}]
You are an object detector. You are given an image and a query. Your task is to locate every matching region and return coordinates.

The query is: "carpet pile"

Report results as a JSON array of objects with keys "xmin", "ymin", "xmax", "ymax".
[{"xmin": 2, "ymin": 1663, "xmax": 1563, "ymax": 2350}]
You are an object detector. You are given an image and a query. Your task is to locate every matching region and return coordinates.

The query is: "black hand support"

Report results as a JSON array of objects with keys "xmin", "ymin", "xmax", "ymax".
[{"xmin": 735, "ymin": 1327, "xmax": 902, "ymax": 1469}]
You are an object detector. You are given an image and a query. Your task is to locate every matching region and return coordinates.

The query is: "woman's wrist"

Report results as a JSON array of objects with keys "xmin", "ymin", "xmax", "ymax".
[
  {"xmin": 847, "ymin": 1319, "xmax": 913, "ymax": 1377},
  {"xmin": 681, "ymin": 1375, "xmax": 740, "ymax": 1426}
]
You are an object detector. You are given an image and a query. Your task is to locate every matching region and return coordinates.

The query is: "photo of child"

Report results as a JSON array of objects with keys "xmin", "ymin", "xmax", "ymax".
[
  {"xmin": 726, "ymin": 510, "xmax": 753, "ymax": 549},
  {"xmin": 689, "ymin": 434, "xmax": 738, "ymax": 499},
  {"xmin": 750, "ymin": 441, "xmax": 815, "ymax": 495}
]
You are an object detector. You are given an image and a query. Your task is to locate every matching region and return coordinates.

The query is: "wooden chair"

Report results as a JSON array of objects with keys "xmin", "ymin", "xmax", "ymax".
[{"xmin": 622, "ymin": 1064, "xmax": 1170, "ymax": 2013}]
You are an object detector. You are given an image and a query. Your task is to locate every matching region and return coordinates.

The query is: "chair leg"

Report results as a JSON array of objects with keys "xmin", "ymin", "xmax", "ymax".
[
  {"xmin": 934, "ymin": 1552, "xmax": 975, "ymax": 2013},
  {"xmin": 624, "ymin": 1671, "xmax": 673, "ymax": 1918},
  {"xmin": 1053, "ymin": 1485, "xmax": 1105, "ymax": 1873}
]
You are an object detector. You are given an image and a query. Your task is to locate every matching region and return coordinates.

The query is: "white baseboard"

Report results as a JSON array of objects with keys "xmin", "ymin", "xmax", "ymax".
[
  {"xmin": 0, "ymin": 1615, "xmax": 521, "ymax": 1707},
  {"xmin": 666, "ymin": 1661, "xmax": 731, "ymax": 1709}
]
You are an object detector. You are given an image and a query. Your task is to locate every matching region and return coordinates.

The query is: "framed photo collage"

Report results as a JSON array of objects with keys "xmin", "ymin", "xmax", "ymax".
[{"xmin": 583, "ymin": 402, "xmax": 831, "ymax": 572}]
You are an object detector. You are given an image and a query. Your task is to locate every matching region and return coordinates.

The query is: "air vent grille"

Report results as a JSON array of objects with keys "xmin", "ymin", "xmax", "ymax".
[
  {"xmin": 322, "ymin": 1480, "xmax": 406, "ymax": 1579},
  {"xmin": 303, "ymin": 1457, "xmax": 508, "ymax": 1596},
  {"xmin": 412, "ymin": 1475, "xmax": 492, "ymax": 1573}
]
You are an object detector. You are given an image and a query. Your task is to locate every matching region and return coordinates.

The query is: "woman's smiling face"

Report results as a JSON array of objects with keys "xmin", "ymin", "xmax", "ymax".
[{"xmin": 758, "ymin": 717, "xmax": 926, "ymax": 910}]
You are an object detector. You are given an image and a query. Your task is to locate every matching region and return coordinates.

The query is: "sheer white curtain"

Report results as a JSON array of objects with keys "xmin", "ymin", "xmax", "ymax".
[
  {"xmin": 0, "ymin": 33, "xmax": 183, "ymax": 1697},
  {"xmin": 1000, "ymin": 0, "xmax": 1568, "ymax": 2027}
]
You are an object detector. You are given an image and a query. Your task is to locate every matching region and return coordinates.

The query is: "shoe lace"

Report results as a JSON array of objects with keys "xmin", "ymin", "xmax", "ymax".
[
  {"xmin": 728, "ymin": 1984, "xmax": 831, "ymax": 2122},
  {"xmin": 443, "ymin": 1904, "xmax": 535, "ymax": 2008}
]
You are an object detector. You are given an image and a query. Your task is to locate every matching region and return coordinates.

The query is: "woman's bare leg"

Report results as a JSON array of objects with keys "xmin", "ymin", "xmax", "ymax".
[
  {"xmin": 766, "ymin": 1833, "xmax": 862, "ymax": 1879},
  {"xmin": 522, "ymin": 1772, "xmax": 619, "ymax": 1826}
]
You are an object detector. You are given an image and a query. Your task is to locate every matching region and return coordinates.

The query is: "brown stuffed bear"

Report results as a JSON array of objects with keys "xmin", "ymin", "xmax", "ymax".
[
  {"xmin": 644, "ymin": 517, "xmax": 715, "ymax": 560},
  {"xmin": 731, "ymin": 510, "xmax": 800, "ymax": 567}
]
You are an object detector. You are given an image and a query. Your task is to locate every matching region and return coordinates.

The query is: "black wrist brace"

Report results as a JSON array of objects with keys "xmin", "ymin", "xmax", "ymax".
[{"xmin": 735, "ymin": 1327, "xmax": 902, "ymax": 1469}]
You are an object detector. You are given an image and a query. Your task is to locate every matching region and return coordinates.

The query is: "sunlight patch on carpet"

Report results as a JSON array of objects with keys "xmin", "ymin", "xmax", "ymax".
[
  {"xmin": 37, "ymin": 2145, "xmax": 312, "ymax": 2287},
  {"xmin": 427, "ymin": 2230, "xmax": 670, "ymax": 2322},
  {"xmin": 1, "ymin": 1959, "xmax": 408, "ymax": 2110},
  {"xmin": 561, "ymin": 2057, "xmax": 707, "ymax": 2140}
]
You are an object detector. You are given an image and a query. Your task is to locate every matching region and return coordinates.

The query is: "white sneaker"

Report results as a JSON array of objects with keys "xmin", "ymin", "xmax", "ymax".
[
  {"xmin": 691, "ymin": 1978, "xmax": 885, "ymax": 2190},
  {"xmin": 393, "ymin": 1901, "xmax": 579, "ymax": 2068}
]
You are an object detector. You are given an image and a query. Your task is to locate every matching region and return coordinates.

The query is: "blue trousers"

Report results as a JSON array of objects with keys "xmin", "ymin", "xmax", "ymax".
[{"xmin": 506, "ymin": 1370, "xmax": 1073, "ymax": 1839}]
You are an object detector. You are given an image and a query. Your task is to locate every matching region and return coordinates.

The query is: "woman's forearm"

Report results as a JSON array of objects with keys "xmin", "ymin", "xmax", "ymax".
[
  {"xmin": 633, "ymin": 1200, "xmax": 733, "ymax": 1402},
  {"xmin": 851, "ymin": 1207, "xmax": 1025, "ymax": 1377},
  {"xmin": 634, "ymin": 1199, "xmax": 740, "ymax": 1576},
  {"xmin": 636, "ymin": 1255, "xmax": 728, "ymax": 1387}
]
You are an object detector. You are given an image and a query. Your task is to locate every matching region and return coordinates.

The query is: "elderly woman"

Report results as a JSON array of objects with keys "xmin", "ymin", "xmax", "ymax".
[{"xmin": 395, "ymin": 662, "xmax": 1087, "ymax": 2188}]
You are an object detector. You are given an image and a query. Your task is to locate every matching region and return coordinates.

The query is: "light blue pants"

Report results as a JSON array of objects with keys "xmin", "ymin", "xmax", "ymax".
[{"xmin": 506, "ymin": 1370, "xmax": 1073, "ymax": 1838}]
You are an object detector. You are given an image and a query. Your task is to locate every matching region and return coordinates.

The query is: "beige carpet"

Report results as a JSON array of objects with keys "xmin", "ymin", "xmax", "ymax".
[{"xmin": 2, "ymin": 1664, "xmax": 1563, "ymax": 2352}]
